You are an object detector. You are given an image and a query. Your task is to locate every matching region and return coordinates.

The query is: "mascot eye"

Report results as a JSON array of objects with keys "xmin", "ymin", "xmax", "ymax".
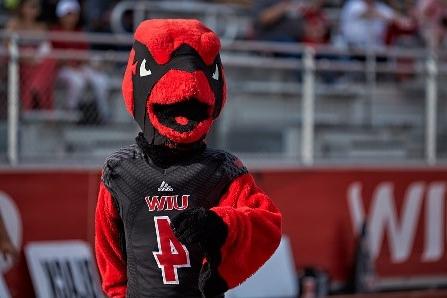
[
  {"xmin": 139, "ymin": 59, "xmax": 152, "ymax": 77},
  {"xmin": 212, "ymin": 64, "xmax": 219, "ymax": 81}
]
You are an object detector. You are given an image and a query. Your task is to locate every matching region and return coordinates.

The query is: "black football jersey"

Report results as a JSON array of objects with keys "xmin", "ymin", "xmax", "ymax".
[{"xmin": 101, "ymin": 144, "xmax": 247, "ymax": 297}]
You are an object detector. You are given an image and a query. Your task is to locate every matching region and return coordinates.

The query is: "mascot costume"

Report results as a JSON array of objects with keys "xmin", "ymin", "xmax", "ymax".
[{"xmin": 95, "ymin": 19, "xmax": 282, "ymax": 298}]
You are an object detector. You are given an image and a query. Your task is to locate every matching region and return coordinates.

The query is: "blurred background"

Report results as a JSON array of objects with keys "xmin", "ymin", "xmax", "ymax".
[{"xmin": 0, "ymin": 0, "xmax": 447, "ymax": 297}]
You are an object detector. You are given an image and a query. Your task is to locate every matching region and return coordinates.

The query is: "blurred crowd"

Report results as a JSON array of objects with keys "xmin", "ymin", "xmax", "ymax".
[
  {"xmin": 2, "ymin": 0, "xmax": 112, "ymax": 122},
  {"xmin": 1, "ymin": 0, "xmax": 447, "ymax": 120},
  {"xmin": 4, "ymin": 0, "xmax": 447, "ymax": 49},
  {"xmin": 252, "ymin": 0, "xmax": 447, "ymax": 51}
]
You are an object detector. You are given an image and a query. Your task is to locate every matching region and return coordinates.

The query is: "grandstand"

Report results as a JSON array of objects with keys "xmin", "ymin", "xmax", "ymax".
[{"xmin": 0, "ymin": 0, "xmax": 444, "ymax": 166}]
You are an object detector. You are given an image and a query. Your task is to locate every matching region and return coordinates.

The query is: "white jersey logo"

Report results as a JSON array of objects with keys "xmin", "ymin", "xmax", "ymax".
[{"xmin": 158, "ymin": 181, "xmax": 173, "ymax": 192}]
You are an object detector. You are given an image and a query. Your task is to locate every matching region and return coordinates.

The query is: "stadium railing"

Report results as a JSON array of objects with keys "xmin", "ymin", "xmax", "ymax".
[
  {"xmin": 110, "ymin": 0, "xmax": 250, "ymax": 40},
  {"xmin": 0, "ymin": 45, "xmax": 7, "ymax": 163},
  {"xmin": 0, "ymin": 30, "xmax": 444, "ymax": 166}
]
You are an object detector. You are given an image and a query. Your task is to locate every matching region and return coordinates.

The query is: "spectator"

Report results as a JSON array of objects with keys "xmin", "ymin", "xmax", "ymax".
[
  {"xmin": 416, "ymin": 0, "xmax": 447, "ymax": 50},
  {"xmin": 52, "ymin": 0, "xmax": 110, "ymax": 123},
  {"xmin": 298, "ymin": 0, "xmax": 331, "ymax": 46},
  {"xmin": 385, "ymin": 0, "xmax": 419, "ymax": 47},
  {"xmin": 340, "ymin": 0, "xmax": 410, "ymax": 49},
  {"xmin": 252, "ymin": 0, "xmax": 303, "ymax": 42},
  {"xmin": 83, "ymin": 0, "xmax": 115, "ymax": 32},
  {"xmin": 6, "ymin": 0, "xmax": 57, "ymax": 110}
]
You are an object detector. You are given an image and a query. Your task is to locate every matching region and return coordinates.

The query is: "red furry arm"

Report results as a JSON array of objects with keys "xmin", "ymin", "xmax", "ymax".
[
  {"xmin": 211, "ymin": 173, "xmax": 282, "ymax": 288},
  {"xmin": 95, "ymin": 182, "xmax": 127, "ymax": 297}
]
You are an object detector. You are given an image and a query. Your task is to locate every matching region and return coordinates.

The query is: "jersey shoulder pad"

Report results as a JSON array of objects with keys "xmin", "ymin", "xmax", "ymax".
[
  {"xmin": 102, "ymin": 144, "xmax": 143, "ymax": 187},
  {"xmin": 204, "ymin": 148, "xmax": 248, "ymax": 181}
]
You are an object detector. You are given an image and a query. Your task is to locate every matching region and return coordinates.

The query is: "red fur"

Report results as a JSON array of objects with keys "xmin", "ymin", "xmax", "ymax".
[
  {"xmin": 147, "ymin": 70, "xmax": 215, "ymax": 143},
  {"xmin": 149, "ymin": 70, "xmax": 215, "ymax": 106},
  {"xmin": 134, "ymin": 19, "xmax": 220, "ymax": 65},
  {"xmin": 95, "ymin": 183, "xmax": 127, "ymax": 298},
  {"xmin": 150, "ymin": 116, "xmax": 213, "ymax": 144},
  {"xmin": 211, "ymin": 173, "xmax": 282, "ymax": 289}
]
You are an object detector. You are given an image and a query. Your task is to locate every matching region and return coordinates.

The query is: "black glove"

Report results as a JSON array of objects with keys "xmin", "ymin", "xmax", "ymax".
[
  {"xmin": 171, "ymin": 207, "xmax": 227, "ymax": 253},
  {"xmin": 172, "ymin": 208, "xmax": 229, "ymax": 297}
]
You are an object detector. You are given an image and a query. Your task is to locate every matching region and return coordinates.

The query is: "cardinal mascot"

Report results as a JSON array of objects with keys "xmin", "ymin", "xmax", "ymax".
[{"xmin": 95, "ymin": 19, "xmax": 282, "ymax": 298}]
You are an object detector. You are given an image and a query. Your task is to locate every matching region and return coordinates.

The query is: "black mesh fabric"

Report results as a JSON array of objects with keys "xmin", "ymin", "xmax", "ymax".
[{"xmin": 101, "ymin": 143, "xmax": 247, "ymax": 298}]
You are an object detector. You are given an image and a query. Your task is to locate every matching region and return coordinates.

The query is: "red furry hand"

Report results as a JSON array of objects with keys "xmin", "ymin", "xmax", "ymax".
[{"xmin": 171, "ymin": 208, "xmax": 227, "ymax": 253}]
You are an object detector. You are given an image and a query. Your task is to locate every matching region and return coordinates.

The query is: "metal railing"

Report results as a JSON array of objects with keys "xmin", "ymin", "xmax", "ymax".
[
  {"xmin": 110, "ymin": 1, "xmax": 250, "ymax": 39},
  {"xmin": 0, "ymin": 30, "xmax": 444, "ymax": 166},
  {"xmin": 6, "ymin": 34, "xmax": 19, "ymax": 166}
]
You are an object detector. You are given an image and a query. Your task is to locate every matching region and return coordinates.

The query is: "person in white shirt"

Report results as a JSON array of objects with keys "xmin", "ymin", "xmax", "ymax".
[{"xmin": 340, "ymin": 0, "xmax": 407, "ymax": 49}]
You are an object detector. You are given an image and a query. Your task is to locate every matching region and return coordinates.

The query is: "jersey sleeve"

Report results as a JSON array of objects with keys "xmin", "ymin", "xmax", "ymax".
[
  {"xmin": 95, "ymin": 182, "xmax": 127, "ymax": 298},
  {"xmin": 210, "ymin": 172, "xmax": 282, "ymax": 289}
]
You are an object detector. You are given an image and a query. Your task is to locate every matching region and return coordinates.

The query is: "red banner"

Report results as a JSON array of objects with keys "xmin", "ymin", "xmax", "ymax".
[
  {"xmin": 0, "ymin": 167, "xmax": 446, "ymax": 296},
  {"xmin": 0, "ymin": 170, "xmax": 100, "ymax": 297},
  {"xmin": 253, "ymin": 169, "xmax": 447, "ymax": 283}
]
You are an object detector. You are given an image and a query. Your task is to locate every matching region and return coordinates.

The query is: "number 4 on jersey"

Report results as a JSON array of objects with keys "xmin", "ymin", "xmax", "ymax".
[{"xmin": 153, "ymin": 216, "xmax": 191, "ymax": 284}]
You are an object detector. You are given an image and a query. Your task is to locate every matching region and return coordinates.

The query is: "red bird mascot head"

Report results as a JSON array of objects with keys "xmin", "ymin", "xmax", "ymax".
[{"xmin": 122, "ymin": 19, "xmax": 226, "ymax": 146}]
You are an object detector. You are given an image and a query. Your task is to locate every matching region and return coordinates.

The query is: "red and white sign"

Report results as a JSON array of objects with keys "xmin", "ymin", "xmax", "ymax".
[
  {"xmin": 253, "ymin": 169, "xmax": 447, "ymax": 285},
  {"xmin": 347, "ymin": 181, "xmax": 445, "ymax": 264},
  {"xmin": 0, "ymin": 167, "xmax": 446, "ymax": 296}
]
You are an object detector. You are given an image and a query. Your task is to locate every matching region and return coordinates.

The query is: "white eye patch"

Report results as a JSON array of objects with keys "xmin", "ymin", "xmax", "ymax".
[
  {"xmin": 140, "ymin": 59, "xmax": 152, "ymax": 77},
  {"xmin": 212, "ymin": 64, "xmax": 219, "ymax": 80}
]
